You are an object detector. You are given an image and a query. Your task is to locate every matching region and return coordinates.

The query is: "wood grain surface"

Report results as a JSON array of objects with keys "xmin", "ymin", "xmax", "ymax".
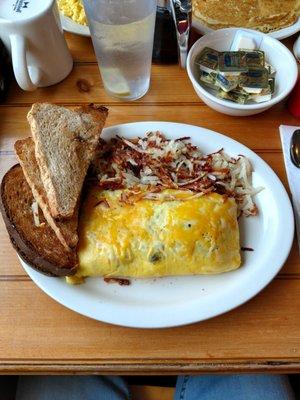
[{"xmin": 0, "ymin": 31, "xmax": 299, "ymax": 374}]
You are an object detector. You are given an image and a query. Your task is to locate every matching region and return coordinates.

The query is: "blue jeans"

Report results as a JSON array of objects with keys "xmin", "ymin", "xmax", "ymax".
[{"xmin": 15, "ymin": 374, "xmax": 295, "ymax": 400}]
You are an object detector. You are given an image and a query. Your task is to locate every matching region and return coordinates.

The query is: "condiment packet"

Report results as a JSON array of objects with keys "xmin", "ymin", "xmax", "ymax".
[
  {"xmin": 265, "ymin": 62, "xmax": 276, "ymax": 77},
  {"xmin": 243, "ymin": 87, "xmax": 263, "ymax": 94},
  {"xmin": 269, "ymin": 77, "xmax": 275, "ymax": 93},
  {"xmin": 240, "ymin": 67, "xmax": 269, "ymax": 89},
  {"xmin": 217, "ymin": 88, "xmax": 248, "ymax": 104},
  {"xmin": 199, "ymin": 71, "xmax": 218, "ymax": 89},
  {"xmin": 218, "ymin": 51, "xmax": 248, "ymax": 73},
  {"xmin": 215, "ymin": 73, "xmax": 240, "ymax": 92},
  {"xmin": 230, "ymin": 30, "xmax": 263, "ymax": 51},
  {"xmin": 195, "ymin": 44, "xmax": 276, "ymax": 104},
  {"xmin": 243, "ymin": 50, "xmax": 265, "ymax": 68},
  {"xmin": 196, "ymin": 47, "xmax": 219, "ymax": 74}
]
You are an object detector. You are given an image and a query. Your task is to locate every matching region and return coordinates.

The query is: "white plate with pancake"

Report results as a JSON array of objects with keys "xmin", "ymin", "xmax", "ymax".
[
  {"xmin": 193, "ymin": 17, "xmax": 300, "ymax": 40},
  {"xmin": 20, "ymin": 122, "xmax": 294, "ymax": 328}
]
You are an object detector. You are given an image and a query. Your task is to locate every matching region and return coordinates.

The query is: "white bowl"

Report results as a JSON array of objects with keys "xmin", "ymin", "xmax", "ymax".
[{"xmin": 186, "ymin": 28, "xmax": 298, "ymax": 116}]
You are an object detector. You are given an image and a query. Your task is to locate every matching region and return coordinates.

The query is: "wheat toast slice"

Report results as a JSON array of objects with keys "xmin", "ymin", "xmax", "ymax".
[
  {"xmin": 0, "ymin": 165, "xmax": 77, "ymax": 276},
  {"xmin": 27, "ymin": 103, "xmax": 108, "ymax": 219},
  {"xmin": 15, "ymin": 137, "xmax": 78, "ymax": 251}
]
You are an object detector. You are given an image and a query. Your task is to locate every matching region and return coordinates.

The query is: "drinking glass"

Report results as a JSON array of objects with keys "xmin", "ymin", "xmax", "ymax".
[{"xmin": 83, "ymin": 0, "xmax": 157, "ymax": 100}]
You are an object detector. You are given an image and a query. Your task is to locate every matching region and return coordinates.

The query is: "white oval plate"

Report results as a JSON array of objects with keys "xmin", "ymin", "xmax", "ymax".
[
  {"xmin": 192, "ymin": 17, "xmax": 300, "ymax": 40},
  {"xmin": 20, "ymin": 122, "xmax": 294, "ymax": 329},
  {"xmin": 60, "ymin": 13, "xmax": 90, "ymax": 37}
]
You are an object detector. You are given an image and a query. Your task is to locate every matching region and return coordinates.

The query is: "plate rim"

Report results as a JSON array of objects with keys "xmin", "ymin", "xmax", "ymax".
[
  {"xmin": 20, "ymin": 121, "xmax": 295, "ymax": 328},
  {"xmin": 59, "ymin": 13, "xmax": 90, "ymax": 37},
  {"xmin": 192, "ymin": 16, "xmax": 300, "ymax": 41},
  {"xmin": 59, "ymin": 11, "xmax": 300, "ymax": 40}
]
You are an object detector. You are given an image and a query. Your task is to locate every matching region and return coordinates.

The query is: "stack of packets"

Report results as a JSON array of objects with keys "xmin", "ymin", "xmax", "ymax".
[{"xmin": 196, "ymin": 47, "xmax": 276, "ymax": 104}]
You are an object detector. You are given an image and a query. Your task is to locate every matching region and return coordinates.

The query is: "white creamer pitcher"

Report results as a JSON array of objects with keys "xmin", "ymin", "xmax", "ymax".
[{"xmin": 0, "ymin": 0, "xmax": 73, "ymax": 91}]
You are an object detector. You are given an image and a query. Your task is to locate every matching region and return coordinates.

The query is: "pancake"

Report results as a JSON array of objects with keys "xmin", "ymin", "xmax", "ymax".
[{"xmin": 193, "ymin": 0, "xmax": 298, "ymax": 33}]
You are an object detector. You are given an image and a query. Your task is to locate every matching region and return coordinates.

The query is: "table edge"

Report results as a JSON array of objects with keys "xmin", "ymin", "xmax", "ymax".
[{"xmin": 1, "ymin": 360, "xmax": 299, "ymax": 374}]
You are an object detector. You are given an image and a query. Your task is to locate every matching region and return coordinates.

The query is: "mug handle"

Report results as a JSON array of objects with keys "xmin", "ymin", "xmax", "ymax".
[{"xmin": 9, "ymin": 34, "xmax": 42, "ymax": 91}]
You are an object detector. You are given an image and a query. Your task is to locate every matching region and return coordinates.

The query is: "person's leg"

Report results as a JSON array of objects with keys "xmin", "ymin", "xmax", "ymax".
[
  {"xmin": 175, "ymin": 374, "xmax": 295, "ymax": 400},
  {"xmin": 15, "ymin": 376, "xmax": 131, "ymax": 400},
  {"xmin": 0, "ymin": 376, "xmax": 18, "ymax": 400}
]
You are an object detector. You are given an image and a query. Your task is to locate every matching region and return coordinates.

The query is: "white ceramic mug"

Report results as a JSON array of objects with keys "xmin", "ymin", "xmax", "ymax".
[
  {"xmin": 293, "ymin": 35, "xmax": 300, "ymax": 61},
  {"xmin": 0, "ymin": 0, "xmax": 73, "ymax": 91}
]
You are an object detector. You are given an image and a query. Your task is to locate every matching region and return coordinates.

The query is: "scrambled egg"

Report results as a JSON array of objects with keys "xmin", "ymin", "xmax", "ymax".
[
  {"xmin": 57, "ymin": 0, "xmax": 87, "ymax": 25},
  {"xmin": 67, "ymin": 188, "xmax": 241, "ymax": 283}
]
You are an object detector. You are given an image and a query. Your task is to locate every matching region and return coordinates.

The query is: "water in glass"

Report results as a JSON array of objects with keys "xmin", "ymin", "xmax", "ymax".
[{"xmin": 83, "ymin": 0, "xmax": 157, "ymax": 100}]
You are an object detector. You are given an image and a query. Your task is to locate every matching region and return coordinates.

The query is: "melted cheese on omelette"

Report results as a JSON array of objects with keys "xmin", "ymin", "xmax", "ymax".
[{"xmin": 68, "ymin": 188, "xmax": 241, "ymax": 283}]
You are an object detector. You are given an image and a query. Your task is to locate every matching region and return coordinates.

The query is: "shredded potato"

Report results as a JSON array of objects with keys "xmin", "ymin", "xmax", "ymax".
[{"xmin": 92, "ymin": 132, "xmax": 262, "ymax": 216}]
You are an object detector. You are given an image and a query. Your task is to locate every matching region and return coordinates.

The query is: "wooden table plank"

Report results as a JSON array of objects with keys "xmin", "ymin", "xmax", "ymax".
[
  {"xmin": 0, "ymin": 104, "xmax": 298, "ymax": 152},
  {"xmin": 0, "ymin": 30, "xmax": 299, "ymax": 374},
  {"xmin": 6, "ymin": 64, "xmax": 200, "ymax": 105},
  {"xmin": 6, "ymin": 32, "xmax": 293, "ymax": 106},
  {"xmin": 63, "ymin": 31, "xmax": 296, "ymax": 64},
  {"xmin": 0, "ymin": 279, "xmax": 299, "ymax": 373},
  {"xmin": 64, "ymin": 32, "xmax": 95, "ymax": 63}
]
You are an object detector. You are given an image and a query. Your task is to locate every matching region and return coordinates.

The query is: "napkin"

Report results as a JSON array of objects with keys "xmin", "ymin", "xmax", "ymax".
[{"xmin": 279, "ymin": 125, "xmax": 300, "ymax": 253}]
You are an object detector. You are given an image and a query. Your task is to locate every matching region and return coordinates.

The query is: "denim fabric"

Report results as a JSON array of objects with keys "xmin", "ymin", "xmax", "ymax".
[
  {"xmin": 15, "ymin": 376, "xmax": 131, "ymax": 400},
  {"xmin": 175, "ymin": 375, "xmax": 295, "ymax": 400},
  {"xmin": 14, "ymin": 374, "xmax": 295, "ymax": 400}
]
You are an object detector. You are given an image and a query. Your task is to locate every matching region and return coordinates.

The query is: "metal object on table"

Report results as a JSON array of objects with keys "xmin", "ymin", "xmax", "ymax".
[
  {"xmin": 290, "ymin": 129, "xmax": 300, "ymax": 167},
  {"xmin": 170, "ymin": 0, "xmax": 192, "ymax": 68},
  {"xmin": 289, "ymin": 129, "xmax": 300, "ymax": 253},
  {"xmin": 280, "ymin": 126, "xmax": 300, "ymax": 253},
  {"xmin": 152, "ymin": 0, "xmax": 178, "ymax": 64}
]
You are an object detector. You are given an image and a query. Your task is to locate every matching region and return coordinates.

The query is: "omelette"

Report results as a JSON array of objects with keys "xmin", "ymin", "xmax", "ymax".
[{"xmin": 67, "ymin": 187, "xmax": 241, "ymax": 283}]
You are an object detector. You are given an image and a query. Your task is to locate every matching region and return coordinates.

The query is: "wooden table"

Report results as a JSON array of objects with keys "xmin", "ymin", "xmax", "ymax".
[{"xmin": 0, "ymin": 32, "xmax": 300, "ymax": 375}]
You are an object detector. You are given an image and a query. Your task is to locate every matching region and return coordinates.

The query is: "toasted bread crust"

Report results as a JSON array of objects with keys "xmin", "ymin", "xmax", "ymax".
[
  {"xmin": 27, "ymin": 103, "xmax": 108, "ymax": 219},
  {"xmin": 14, "ymin": 137, "xmax": 78, "ymax": 251},
  {"xmin": 0, "ymin": 165, "xmax": 77, "ymax": 276}
]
